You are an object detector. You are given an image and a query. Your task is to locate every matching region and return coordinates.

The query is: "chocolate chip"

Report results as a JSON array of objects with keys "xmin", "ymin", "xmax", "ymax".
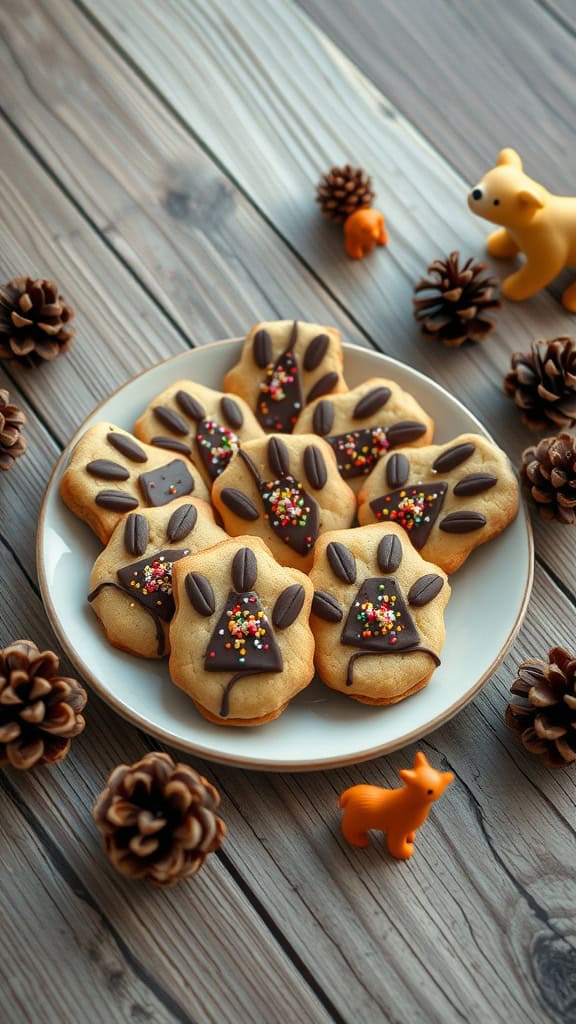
[
  {"xmin": 232, "ymin": 547, "xmax": 257, "ymax": 592},
  {"xmin": 353, "ymin": 386, "xmax": 391, "ymax": 420},
  {"xmin": 175, "ymin": 390, "xmax": 205, "ymax": 421},
  {"xmin": 432, "ymin": 443, "xmax": 476, "ymax": 473},
  {"xmin": 303, "ymin": 333, "xmax": 329, "ymax": 372},
  {"xmin": 312, "ymin": 590, "xmax": 343, "ymax": 622},
  {"xmin": 306, "ymin": 372, "xmax": 340, "ymax": 404},
  {"xmin": 439, "ymin": 511, "xmax": 487, "ymax": 533},
  {"xmin": 326, "ymin": 541, "xmax": 356, "ymax": 583},
  {"xmin": 167, "ymin": 503, "xmax": 197, "ymax": 542},
  {"xmin": 453, "ymin": 473, "xmax": 498, "ymax": 497},
  {"xmin": 185, "ymin": 572, "xmax": 215, "ymax": 616},
  {"xmin": 95, "ymin": 490, "xmax": 139, "ymax": 512},
  {"xmin": 107, "ymin": 432, "xmax": 148, "ymax": 463},
  {"xmin": 386, "ymin": 421, "xmax": 428, "ymax": 446},
  {"xmin": 221, "ymin": 396, "xmax": 244, "ymax": 430},
  {"xmin": 253, "ymin": 329, "xmax": 273, "ymax": 368},
  {"xmin": 153, "ymin": 406, "xmax": 189, "ymax": 435},
  {"xmin": 386, "ymin": 453, "xmax": 410, "ymax": 489},
  {"xmin": 312, "ymin": 399, "xmax": 334, "ymax": 436},
  {"xmin": 220, "ymin": 487, "xmax": 259, "ymax": 520},
  {"xmin": 304, "ymin": 445, "xmax": 327, "ymax": 490},
  {"xmin": 272, "ymin": 584, "xmax": 306, "ymax": 629},
  {"xmin": 377, "ymin": 534, "xmax": 403, "ymax": 573},
  {"xmin": 86, "ymin": 459, "xmax": 129, "ymax": 481},
  {"xmin": 408, "ymin": 574, "xmax": 444, "ymax": 607},
  {"xmin": 150, "ymin": 436, "xmax": 192, "ymax": 455},
  {"xmin": 124, "ymin": 513, "xmax": 149, "ymax": 556},
  {"xmin": 268, "ymin": 437, "xmax": 290, "ymax": 477}
]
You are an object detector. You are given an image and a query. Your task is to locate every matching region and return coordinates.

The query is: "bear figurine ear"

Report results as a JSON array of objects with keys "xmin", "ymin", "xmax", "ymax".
[
  {"xmin": 517, "ymin": 187, "xmax": 544, "ymax": 211},
  {"xmin": 497, "ymin": 148, "xmax": 523, "ymax": 170}
]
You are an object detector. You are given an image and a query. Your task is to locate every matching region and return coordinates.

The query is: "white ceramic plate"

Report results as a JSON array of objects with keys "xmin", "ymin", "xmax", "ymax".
[{"xmin": 38, "ymin": 341, "xmax": 533, "ymax": 771}]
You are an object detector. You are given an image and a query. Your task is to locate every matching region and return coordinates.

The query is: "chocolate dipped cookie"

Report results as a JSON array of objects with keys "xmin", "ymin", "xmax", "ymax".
[
  {"xmin": 169, "ymin": 536, "xmax": 315, "ymax": 726},
  {"xmin": 211, "ymin": 433, "xmax": 356, "ymax": 570},
  {"xmin": 60, "ymin": 423, "xmax": 209, "ymax": 543},
  {"xmin": 310, "ymin": 523, "xmax": 450, "ymax": 704},
  {"xmin": 357, "ymin": 432, "xmax": 519, "ymax": 573},
  {"xmin": 134, "ymin": 380, "xmax": 264, "ymax": 489},
  {"xmin": 223, "ymin": 320, "xmax": 347, "ymax": 433},
  {"xmin": 293, "ymin": 377, "xmax": 434, "ymax": 491},
  {"xmin": 88, "ymin": 498, "xmax": 226, "ymax": 658}
]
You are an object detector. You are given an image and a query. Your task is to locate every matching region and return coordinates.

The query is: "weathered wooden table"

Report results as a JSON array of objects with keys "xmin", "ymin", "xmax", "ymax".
[{"xmin": 1, "ymin": 2, "xmax": 574, "ymax": 1021}]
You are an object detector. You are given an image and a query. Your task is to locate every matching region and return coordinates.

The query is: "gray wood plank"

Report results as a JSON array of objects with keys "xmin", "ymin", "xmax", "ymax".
[
  {"xmin": 299, "ymin": 0, "xmax": 576, "ymax": 192},
  {"xmin": 73, "ymin": 0, "xmax": 576, "ymax": 595},
  {"xmin": 0, "ymin": 544, "xmax": 335, "ymax": 1024}
]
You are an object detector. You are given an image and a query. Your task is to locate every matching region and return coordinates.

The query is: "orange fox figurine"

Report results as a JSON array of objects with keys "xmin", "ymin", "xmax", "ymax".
[
  {"xmin": 468, "ymin": 148, "xmax": 576, "ymax": 311},
  {"xmin": 339, "ymin": 752, "xmax": 454, "ymax": 860},
  {"xmin": 344, "ymin": 208, "xmax": 388, "ymax": 260}
]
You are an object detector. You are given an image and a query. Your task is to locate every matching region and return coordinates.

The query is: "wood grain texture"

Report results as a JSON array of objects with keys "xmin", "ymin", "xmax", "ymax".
[
  {"xmin": 0, "ymin": 1, "xmax": 575, "ymax": 1022},
  {"xmin": 299, "ymin": 0, "xmax": 576, "ymax": 193},
  {"xmin": 79, "ymin": 0, "xmax": 576, "ymax": 595},
  {"xmin": 0, "ymin": 544, "xmax": 334, "ymax": 1024}
]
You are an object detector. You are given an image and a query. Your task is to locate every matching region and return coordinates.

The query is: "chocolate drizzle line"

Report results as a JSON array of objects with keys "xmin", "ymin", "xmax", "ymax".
[
  {"xmin": 345, "ymin": 646, "xmax": 441, "ymax": 687},
  {"xmin": 87, "ymin": 581, "xmax": 166, "ymax": 656},
  {"xmin": 107, "ymin": 432, "xmax": 148, "ymax": 463}
]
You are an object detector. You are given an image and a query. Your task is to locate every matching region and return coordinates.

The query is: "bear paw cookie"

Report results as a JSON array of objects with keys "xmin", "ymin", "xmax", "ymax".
[
  {"xmin": 88, "ymin": 498, "xmax": 226, "ymax": 658},
  {"xmin": 170, "ymin": 536, "xmax": 315, "ymax": 726},
  {"xmin": 224, "ymin": 320, "xmax": 347, "ymax": 433},
  {"xmin": 134, "ymin": 380, "xmax": 264, "ymax": 488},
  {"xmin": 310, "ymin": 523, "xmax": 450, "ymax": 704},
  {"xmin": 357, "ymin": 432, "xmax": 519, "ymax": 573},
  {"xmin": 60, "ymin": 423, "xmax": 210, "ymax": 543},
  {"xmin": 211, "ymin": 434, "xmax": 356, "ymax": 570},
  {"xmin": 293, "ymin": 377, "xmax": 434, "ymax": 491}
]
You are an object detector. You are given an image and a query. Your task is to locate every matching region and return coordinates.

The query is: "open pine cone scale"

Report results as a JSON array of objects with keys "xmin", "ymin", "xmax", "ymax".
[
  {"xmin": 0, "ymin": 277, "xmax": 75, "ymax": 364},
  {"xmin": 506, "ymin": 647, "xmax": 576, "ymax": 767},
  {"xmin": 0, "ymin": 641, "xmax": 86, "ymax": 769},
  {"xmin": 94, "ymin": 753, "xmax": 226, "ymax": 887},
  {"xmin": 413, "ymin": 253, "xmax": 501, "ymax": 347}
]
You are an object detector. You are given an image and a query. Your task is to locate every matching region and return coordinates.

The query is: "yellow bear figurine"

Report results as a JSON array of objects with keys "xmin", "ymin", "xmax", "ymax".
[{"xmin": 468, "ymin": 148, "xmax": 576, "ymax": 311}]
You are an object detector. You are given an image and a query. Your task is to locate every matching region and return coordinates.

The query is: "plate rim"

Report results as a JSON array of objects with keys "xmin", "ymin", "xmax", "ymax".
[{"xmin": 36, "ymin": 338, "xmax": 534, "ymax": 771}]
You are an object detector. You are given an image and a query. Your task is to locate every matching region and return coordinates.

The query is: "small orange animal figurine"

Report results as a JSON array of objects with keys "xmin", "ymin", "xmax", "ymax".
[
  {"xmin": 468, "ymin": 148, "xmax": 576, "ymax": 311},
  {"xmin": 344, "ymin": 208, "xmax": 388, "ymax": 260},
  {"xmin": 339, "ymin": 752, "xmax": 454, "ymax": 860}
]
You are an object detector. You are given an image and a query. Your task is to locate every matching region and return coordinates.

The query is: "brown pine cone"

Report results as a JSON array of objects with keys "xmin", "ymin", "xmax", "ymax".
[
  {"xmin": 0, "ymin": 640, "xmax": 87, "ymax": 770},
  {"xmin": 520, "ymin": 434, "xmax": 576, "ymax": 524},
  {"xmin": 0, "ymin": 276, "xmax": 75, "ymax": 365},
  {"xmin": 0, "ymin": 389, "xmax": 27, "ymax": 471},
  {"xmin": 93, "ymin": 752, "xmax": 226, "ymax": 887},
  {"xmin": 506, "ymin": 647, "xmax": 576, "ymax": 767},
  {"xmin": 316, "ymin": 165, "xmax": 375, "ymax": 223},
  {"xmin": 504, "ymin": 337, "xmax": 576, "ymax": 430},
  {"xmin": 413, "ymin": 252, "xmax": 501, "ymax": 347}
]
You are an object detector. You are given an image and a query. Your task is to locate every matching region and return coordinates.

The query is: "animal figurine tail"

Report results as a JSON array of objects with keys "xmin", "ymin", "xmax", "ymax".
[{"xmin": 338, "ymin": 752, "xmax": 453, "ymax": 860}]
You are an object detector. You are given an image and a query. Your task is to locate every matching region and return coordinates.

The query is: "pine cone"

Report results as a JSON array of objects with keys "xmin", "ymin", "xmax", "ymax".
[
  {"xmin": 520, "ymin": 434, "xmax": 576, "ymax": 524},
  {"xmin": 413, "ymin": 252, "xmax": 501, "ymax": 347},
  {"xmin": 506, "ymin": 647, "xmax": 576, "ymax": 767},
  {"xmin": 0, "ymin": 389, "xmax": 27, "ymax": 470},
  {"xmin": 0, "ymin": 640, "xmax": 87, "ymax": 770},
  {"xmin": 504, "ymin": 337, "xmax": 576, "ymax": 430},
  {"xmin": 316, "ymin": 165, "xmax": 375, "ymax": 223},
  {"xmin": 0, "ymin": 276, "xmax": 75, "ymax": 365},
  {"xmin": 93, "ymin": 752, "xmax": 226, "ymax": 887}
]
